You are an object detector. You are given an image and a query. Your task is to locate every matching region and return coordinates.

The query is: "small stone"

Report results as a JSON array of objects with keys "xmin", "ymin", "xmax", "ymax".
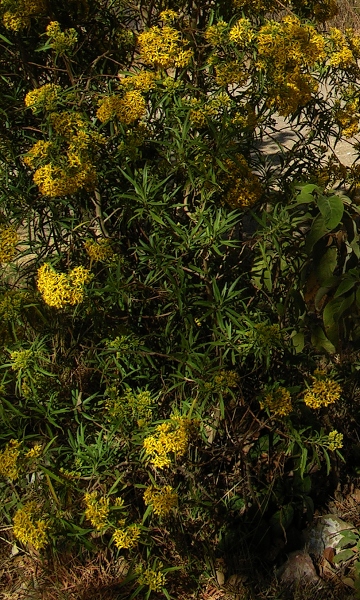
[{"xmin": 278, "ymin": 551, "xmax": 320, "ymax": 586}]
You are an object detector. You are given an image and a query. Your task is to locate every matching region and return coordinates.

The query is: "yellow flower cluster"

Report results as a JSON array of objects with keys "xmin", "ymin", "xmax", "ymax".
[
  {"xmin": 303, "ymin": 376, "xmax": 341, "ymax": 409},
  {"xmin": 25, "ymin": 84, "xmax": 62, "ymax": 113},
  {"xmin": 215, "ymin": 60, "xmax": 248, "ymax": 87},
  {"xmin": 106, "ymin": 388, "xmax": 153, "ymax": 427},
  {"xmin": 13, "ymin": 502, "xmax": 48, "ymax": 550},
  {"xmin": 119, "ymin": 70, "xmax": 156, "ymax": 93},
  {"xmin": 97, "ymin": 90, "xmax": 146, "ymax": 124},
  {"xmin": 269, "ymin": 70, "xmax": 318, "ymax": 118},
  {"xmin": 232, "ymin": 104, "xmax": 257, "ymax": 129},
  {"xmin": 117, "ymin": 123, "xmax": 150, "ymax": 159},
  {"xmin": 188, "ymin": 93, "xmax": 231, "ymax": 127},
  {"xmin": 159, "ymin": 9, "xmax": 178, "ymax": 22},
  {"xmin": 25, "ymin": 444, "xmax": 42, "ymax": 459},
  {"xmin": 33, "ymin": 162, "xmax": 96, "ymax": 196},
  {"xmin": 326, "ymin": 430, "xmax": 344, "ymax": 451},
  {"xmin": 84, "ymin": 238, "xmax": 114, "ymax": 262},
  {"xmin": 333, "ymin": 87, "xmax": 360, "ymax": 138},
  {"xmin": 260, "ymin": 387, "xmax": 292, "ymax": 417},
  {"xmin": 112, "ymin": 524, "xmax": 141, "ymax": 549},
  {"xmin": 84, "ymin": 491, "xmax": 110, "ymax": 530},
  {"xmin": 229, "ymin": 18, "xmax": 255, "ymax": 47},
  {"xmin": 138, "ymin": 25, "xmax": 193, "ymax": 69},
  {"xmin": 37, "ymin": 263, "xmax": 92, "ymax": 309},
  {"xmin": 0, "ymin": 291, "xmax": 25, "ymax": 322},
  {"xmin": 204, "ymin": 21, "xmax": 229, "ymax": 46},
  {"xmin": 2, "ymin": 0, "xmax": 46, "ymax": 31},
  {"xmin": 46, "ymin": 20, "xmax": 78, "ymax": 55},
  {"xmin": 25, "ymin": 111, "xmax": 102, "ymax": 197},
  {"xmin": 329, "ymin": 28, "xmax": 355, "ymax": 68},
  {"xmin": 0, "ymin": 439, "xmax": 21, "ymax": 480},
  {"xmin": 204, "ymin": 370, "xmax": 239, "ymax": 396},
  {"xmin": 143, "ymin": 416, "xmax": 192, "ymax": 469},
  {"xmin": 254, "ymin": 323, "xmax": 282, "ymax": 345},
  {"xmin": 334, "ymin": 101, "xmax": 359, "ymax": 138},
  {"xmin": 257, "ymin": 16, "xmax": 326, "ymax": 116},
  {"xmin": 136, "ymin": 564, "xmax": 166, "ymax": 592},
  {"xmin": 143, "ymin": 485, "xmax": 178, "ymax": 516},
  {"xmin": 221, "ymin": 154, "xmax": 262, "ymax": 209},
  {"xmin": 0, "ymin": 226, "xmax": 17, "ymax": 263},
  {"xmin": 10, "ymin": 348, "xmax": 33, "ymax": 371},
  {"xmin": 23, "ymin": 140, "xmax": 52, "ymax": 167}
]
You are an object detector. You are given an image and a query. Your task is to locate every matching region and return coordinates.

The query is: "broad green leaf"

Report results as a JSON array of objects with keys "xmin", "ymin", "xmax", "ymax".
[
  {"xmin": 337, "ymin": 292, "xmax": 355, "ymax": 319},
  {"xmin": 333, "ymin": 549, "xmax": 356, "ymax": 564},
  {"xmin": 291, "ymin": 331, "xmax": 305, "ymax": 353},
  {"xmin": 317, "ymin": 194, "xmax": 344, "ymax": 230},
  {"xmin": 337, "ymin": 532, "xmax": 358, "ymax": 549},
  {"xmin": 304, "ymin": 214, "xmax": 328, "ymax": 254},
  {"xmin": 315, "ymin": 247, "xmax": 338, "ymax": 286},
  {"xmin": 310, "ymin": 326, "xmax": 336, "ymax": 354},
  {"xmin": 334, "ymin": 278, "xmax": 356, "ymax": 298}
]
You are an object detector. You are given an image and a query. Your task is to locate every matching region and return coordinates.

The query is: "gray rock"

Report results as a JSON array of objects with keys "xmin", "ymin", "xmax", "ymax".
[{"xmin": 304, "ymin": 515, "xmax": 355, "ymax": 556}]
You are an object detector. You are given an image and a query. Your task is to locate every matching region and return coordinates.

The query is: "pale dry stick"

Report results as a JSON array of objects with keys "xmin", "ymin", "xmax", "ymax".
[{"xmin": 92, "ymin": 189, "xmax": 110, "ymax": 238}]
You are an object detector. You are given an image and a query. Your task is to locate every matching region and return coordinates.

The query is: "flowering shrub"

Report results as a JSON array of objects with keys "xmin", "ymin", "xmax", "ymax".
[{"xmin": 0, "ymin": 0, "xmax": 360, "ymax": 597}]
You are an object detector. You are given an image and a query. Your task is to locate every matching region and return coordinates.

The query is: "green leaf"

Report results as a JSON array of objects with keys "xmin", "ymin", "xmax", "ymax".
[
  {"xmin": 334, "ymin": 278, "xmax": 356, "ymax": 298},
  {"xmin": 304, "ymin": 214, "xmax": 328, "ymax": 254},
  {"xmin": 310, "ymin": 326, "xmax": 336, "ymax": 353},
  {"xmin": 291, "ymin": 331, "xmax": 305, "ymax": 353},
  {"xmin": 333, "ymin": 549, "xmax": 356, "ymax": 564},
  {"xmin": 0, "ymin": 33, "xmax": 14, "ymax": 45},
  {"xmin": 323, "ymin": 297, "xmax": 343, "ymax": 346},
  {"xmin": 315, "ymin": 247, "xmax": 338, "ymax": 286},
  {"xmin": 337, "ymin": 531, "xmax": 358, "ymax": 549},
  {"xmin": 270, "ymin": 504, "xmax": 294, "ymax": 535},
  {"xmin": 317, "ymin": 194, "xmax": 344, "ymax": 230}
]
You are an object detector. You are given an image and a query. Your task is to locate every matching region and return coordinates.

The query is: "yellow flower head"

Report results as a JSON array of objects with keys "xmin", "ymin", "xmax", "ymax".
[
  {"xmin": 143, "ymin": 416, "xmax": 193, "ymax": 469},
  {"xmin": 260, "ymin": 387, "xmax": 292, "ymax": 417},
  {"xmin": 13, "ymin": 502, "xmax": 48, "ymax": 550},
  {"xmin": 119, "ymin": 70, "xmax": 156, "ymax": 93},
  {"xmin": 204, "ymin": 21, "xmax": 229, "ymax": 46},
  {"xmin": 327, "ymin": 430, "xmax": 343, "ymax": 451},
  {"xmin": 221, "ymin": 154, "xmax": 262, "ymax": 209},
  {"xmin": 84, "ymin": 491, "xmax": 110, "ymax": 530},
  {"xmin": 113, "ymin": 524, "xmax": 141, "ymax": 549},
  {"xmin": 143, "ymin": 485, "xmax": 178, "ymax": 516},
  {"xmin": 0, "ymin": 226, "xmax": 18, "ymax": 263},
  {"xmin": 136, "ymin": 563, "xmax": 166, "ymax": 592},
  {"xmin": 37, "ymin": 263, "xmax": 92, "ymax": 309},
  {"xmin": 25, "ymin": 84, "xmax": 62, "ymax": 113},
  {"xmin": 2, "ymin": 0, "xmax": 46, "ymax": 31},
  {"xmin": 304, "ymin": 377, "xmax": 341, "ymax": 409},
  {"xmin": 97, "ymin": 90, "xmax": 146, "ymax": 124},
  {"xmin": 46, "ymin": 21, "xmax": 78, "ymax": 55},
  {"xmin": 84, "ymin": 238, "xmax": 114, "ymax": 262},
  {"xmin": 229, "ymin": 18, "xmax": 255, "ymax": 47},
  {"xmin": 138, "ymin": 25, "xmax": 193, "ymax": 69},
  {"xmin": 0, "ymin": 439, "xmax": 21, "ymax": 481}
]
